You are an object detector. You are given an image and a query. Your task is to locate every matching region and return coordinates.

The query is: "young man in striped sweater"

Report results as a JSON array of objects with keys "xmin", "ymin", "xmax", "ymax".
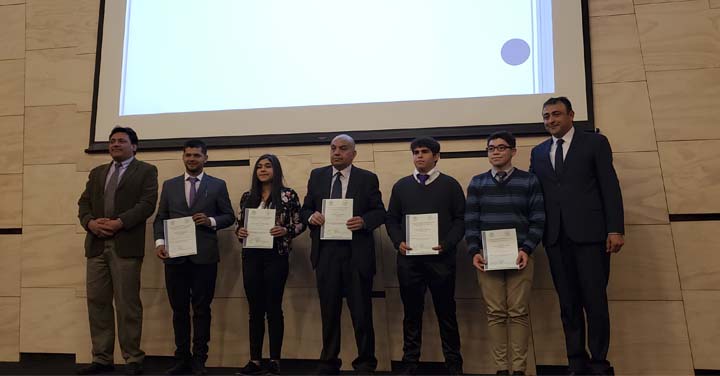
[{"xmin": 465, "ymin": 131, "xmax": 545, "ymax": 376}]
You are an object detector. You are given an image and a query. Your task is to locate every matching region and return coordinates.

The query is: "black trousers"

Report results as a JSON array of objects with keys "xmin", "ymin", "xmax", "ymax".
[
  {"xmin": 242, "ymin": 249, "xmax": 289, "ymax": 360},
  {"xmin": 315, "ymin": 242, "xmax": 377, "ymax": 371},
  {"xmin": 546, "ymin": 228, "xmax": 611, "ymax": 373},
  {"xmin": 164, "ymin": 261, "xmax": 218, "ymax": 363},
  {"xmin": 397, "ymin": 255, "xmax": 463, "ymax": 368}
]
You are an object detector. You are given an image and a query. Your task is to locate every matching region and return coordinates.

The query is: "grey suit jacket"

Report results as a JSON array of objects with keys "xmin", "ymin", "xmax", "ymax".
[
  {"xmin": 153, "ymin": 173, "xmax": 235, "ymax": 264},
  {"xmin": 78, "ymin": 158, "xmax": 158, "ymax": 258}
]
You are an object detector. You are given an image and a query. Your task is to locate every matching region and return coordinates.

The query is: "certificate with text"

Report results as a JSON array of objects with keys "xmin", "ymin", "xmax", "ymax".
[
  {"xmin": 164, "ymin": 216, "xmax": 198, "ymax": 258},
  {"xmin": 405, "ymin": 213, "xmax": 439, "ymax": 256},
  {"xmin": 321, "ymin": 199, "xmax": 353, "ymax": 240},
  {"xmin": 244, "ymin": 208, "xmax": 276, "ymax": 249},
  {"xmin": 481, "ymin": 228, "xmax": 520, "ymax": 270}
]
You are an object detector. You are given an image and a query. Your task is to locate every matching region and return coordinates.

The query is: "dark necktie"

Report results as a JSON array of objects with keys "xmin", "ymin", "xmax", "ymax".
[
  {"xmin": 188, "ymin": 177, "xmax": 198, "ymax": 207},
  {"xmin": 496, "ymin": 171, "xmax": 507, "ymax": 183},
  {"xmin": 417, "ymin": 173, "xmax": 429, "ymax": 185},
  {"xmin": 555, "ymin": 139, "xmax": 565, "ymax": 174},
  {"xmin": 104, "ymin": 162, "xmax": 122, "ymax": 217},
  {"xmin": 330, "ymin": 172, "xmax": 343, "ymax": 199}
]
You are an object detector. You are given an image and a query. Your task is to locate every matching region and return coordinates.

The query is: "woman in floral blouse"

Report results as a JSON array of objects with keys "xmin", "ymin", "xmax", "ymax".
[{"xmin": 236, "ymin": 154, "xmax": 304, "ymax": 375}]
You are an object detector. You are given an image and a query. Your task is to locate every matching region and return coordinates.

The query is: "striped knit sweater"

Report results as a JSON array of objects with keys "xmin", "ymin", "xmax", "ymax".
[{"xmin": 465, "ymin": 168, "xmax": 545, "ymax": 255}]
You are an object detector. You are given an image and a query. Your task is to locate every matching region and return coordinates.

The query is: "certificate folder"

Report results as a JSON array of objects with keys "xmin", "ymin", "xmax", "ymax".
[{"xmin": 481, "ymin": 228, "xmax": 520, "ymax": 271}]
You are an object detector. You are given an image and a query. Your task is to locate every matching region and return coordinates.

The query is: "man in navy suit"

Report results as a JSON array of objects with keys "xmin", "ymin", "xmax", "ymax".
[
  {"xmin": 530, "ymin": 97, "xmax": 624, "ymax": 375},
  {"xmin": 153, "ymin": 139, "xmax": 235, "ymax": 375},
  {"xmin": 301, "ymin": 134, "xmax": 386, "ymax": 374}
]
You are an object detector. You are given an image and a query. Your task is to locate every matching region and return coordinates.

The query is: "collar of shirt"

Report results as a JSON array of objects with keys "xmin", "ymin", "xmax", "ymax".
[
  {"xmin": 332, "ymin": 164, "xmax": 352, "ymax": 179},
  {"xmin": 111, "ymin": 156, "xmax": 134, "ymax": 169},
  {"xmin": 105, "ymin": 156, "xmax": 134, "ymax": 187},
  {"xmin": 551, "ymin": 126, "xmax": 575, "ymax": 149},
  {"xmin": 184, "ymin": 171, "xmax": 205, "ymax": 182},
  {"xmin": 413, "ymin": 167, "xmax": 440, "ymax": 185},
  {"xmin": 491, "ymin": 166, "xmax": 515, "ymax": 178}
]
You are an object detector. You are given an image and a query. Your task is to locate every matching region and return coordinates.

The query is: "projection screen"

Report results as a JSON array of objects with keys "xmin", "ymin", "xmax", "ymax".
[{"xmin": 89, "ymin": 0, "xmax": 593, "ymax": 150}]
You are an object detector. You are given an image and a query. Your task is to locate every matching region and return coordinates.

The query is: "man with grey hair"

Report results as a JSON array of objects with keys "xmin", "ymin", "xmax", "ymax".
[{"xmin": 301, "ymin": 134, "xmax": 386, "ymax": 374}]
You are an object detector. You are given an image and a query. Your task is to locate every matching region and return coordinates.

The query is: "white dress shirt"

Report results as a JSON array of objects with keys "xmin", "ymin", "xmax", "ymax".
[{"xmin": 550, "ymin": 126, "xmax": 575, "ymax": 169}]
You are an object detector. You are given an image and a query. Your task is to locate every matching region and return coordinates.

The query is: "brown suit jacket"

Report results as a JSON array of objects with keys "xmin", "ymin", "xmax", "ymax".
[{"xmin": 78, "ymin": 158, "xmax": 158, "ymax": 258}]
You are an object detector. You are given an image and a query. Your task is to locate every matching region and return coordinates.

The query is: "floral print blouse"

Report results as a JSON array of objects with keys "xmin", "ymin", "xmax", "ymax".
[{"xmin": 237, "ymin": 187, "xmax": 305, "ymax": 255}]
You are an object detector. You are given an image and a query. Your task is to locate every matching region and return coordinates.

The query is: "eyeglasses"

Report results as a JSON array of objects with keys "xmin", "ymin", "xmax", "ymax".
[{"xmin": 487, "ymin": 145, "xmax": 513, "ymax": 152}]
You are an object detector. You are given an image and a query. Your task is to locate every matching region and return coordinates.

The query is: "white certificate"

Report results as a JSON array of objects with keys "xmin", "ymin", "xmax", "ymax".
[
  {"xmin": 321, "ymin": 199, "xmax": 353, "ymax": 240},
  {"xmin": 244, "ymin": 208, "xmax": 276, "ymax": 249},
  {"xmin": 164, "ymin": 216, "xmax": 198, "ymax": 258},
  {"xmin": 481, "ymin": 228, "xmax": 520, "ymax": 271},
  {"xmin": 405, "ymin": 213, "xmax": 439, "ymax": 256}
]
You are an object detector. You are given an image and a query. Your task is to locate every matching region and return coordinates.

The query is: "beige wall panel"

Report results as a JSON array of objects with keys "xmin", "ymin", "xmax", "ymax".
[
  {"xmin": 0, "ymin": 235, "xmax": 21, "ymax": 297},
  {"xmin": 141, "ymin": 223, "xmax": 165, "ymax": 290},
  {"xmin": 671, "ymin": 221, "xmax": 720, "ymax": 290},
  {"xmin": 139, "ymin": 289, "xmax": 174, "ymax": 357},
  {"xmin": 215, "ymin": 228, "xmax": 244, "ymax": 298},
  {"xmin": 26, "ymin": 0, "xmax": 99, "ymax": 54},
  {"xmin": 0, "ymin": 1, "xmax": 26, "ymax": 5},
  {"xmin": 647, "ymin": 68, "xmax": 720, "ymax": 141},
  {"xmin": 593, "ymin": 83, "xmax": 656, "ymax": 152},
  {"xmin": 530, "ymin": 290, "xmax": 566, "ymax": 365},
  {"xmin": 23, "ymin": 164, "xmax": 85, "ymax": 225},
  {"xmin": 658, "ymin": 140, "xmax": 720, "ymax": 214},
  {"xmin": 207, "ymin": 298, "xmax": 248, "ymax": 367},
  {"xmin": 0, "ymin": 115, "xmax": 23, "ymax": 174},
  {"xmin": 607, "ymin": 225, "xmax": 681, "ymax": 300},
  {"xmin": 0, "ymin": 297, "xmax": 20, "ymax": 361},
  {"xmin": 21, "ymin": 225, "xmax": 85, "ymax": 289},
  {"xmin": 0, "ymin": 4, "xmax": 25, "ymax": 60},
  {"xmin": 75, "ymin": 152, "xmax": 113, "ymax": 172},
  {"xmin": 0, "ymin": 173, "xmax": 22, "ymax": 228},
  {"xmin": 636, "ymin": 1, "xmax": 720, "ymax": 71},
  {"xmin": 712, "ymin": 0, "xmax": 720, "ymax": 8},
  {"xmin": 285, "ymin": 232, "xmax": 315, "ymax": 288},
  {"xmin": 373, "ymin": 137, "xmax": 546, "ymax": 154},
  {"xmin": 203, "ymin": 165, "xmax": 250, "ymax": 210},
  {"xmin": 590, "ymin": 15, "xmax": 646, "ymax": 83},
  {"xmin": 25, "ymin": 49, "xmax": 94, "ymax": 110},
  {"xmin": 24, "ymin": 106, "xmax": 89, "ymax": 165},
  {"xmin": 682, "ymin": 290, "xmax": 720, "ymax": 370},
  {"xmin": 589, "ymin": 0, "xmax": 634, "ymax": 17},
  {"xmin": 19, "ymin": 287, "xmax": 87, "ymax": 354},
  {"xmin": 614, "ymin": 152, "xmax": 668, "ymax": 224},
  {"xmin": 0, "ymin": 59, "xmax": 24, "ymax": 116},
  {"xmin": 609, "ymin": 301, "xmax": 693, "ymax": 375}
]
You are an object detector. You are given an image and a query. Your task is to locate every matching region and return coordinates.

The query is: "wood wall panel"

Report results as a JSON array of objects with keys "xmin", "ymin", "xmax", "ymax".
[
  {"xmin": 25, "ymin": 49, "xmax": 94, "ymax": 110},
  {"xmin": 636, "ymin": 0, "xmax": 720, "ymax": 71},
  {"xmin": 0, "ymin": 235, "xmax": 21, "ymax": 297},
  {"xmin": 26, "ymin": 0, "xmax": 99, "ymax": 53},
  {"xmin": 22, "ymin": 164, "xmax": 85, "ymax": 225},
  {"xmin": 0, "ymin": 59, "xmax": 24, "ymax": 116},
  {"xmin": 593, "ymin": 82, "xmax": 656, "ymax": 152},
  {"xmin": 21, "ymin": 225, "xmax": 84, "ymax": 289},
  {"xmin": 658, "ymin": 140, "xmax": 720, "ymax": 214},
  {"xmin": 0, "ymin": 297, "xmax": 20, "ymax": 361},
  {"xmin": 0, "ymin": 4, "xmax": 25, "ymax": 60},
  {"xmin": 647, "ymin": 68, "xmax": 720, "ymax": 141},
  {"xmin": 19, "ymin": 287, "xmax": 87, "ymax": 354},
  {"xmin": 0, "ymin": 115, "xmax": 23, "ymax": 174},
  {"xmin": 590, "ymin": 14, "xmax": 645, "ymax": 83},
  {"xmin": 588, "ymin": 0, "xmax": 635, "ymax": 17},
  {"xmin": 0, "ymin": 173, "xmax": 22, "ymax": 228},
  {"xmin": 614, "ymin": 152, "xmax": 668, "ymax": 224},
  {"xmin": 24, "ymin": 106, "xmax": 89, "ymax": 165},
  {"xmin": 671, "ymin": 221, "xmax": 720, "ymax": 290},
  {"xmin": 683, "ymin": 290, "xmax": 720, "ymax": 370}
]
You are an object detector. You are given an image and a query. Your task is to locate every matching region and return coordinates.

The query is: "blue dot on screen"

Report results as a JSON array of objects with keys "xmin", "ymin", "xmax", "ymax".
[{"xmin": 501, "ymin": 39, "xmax": 531, "ymax": 66}]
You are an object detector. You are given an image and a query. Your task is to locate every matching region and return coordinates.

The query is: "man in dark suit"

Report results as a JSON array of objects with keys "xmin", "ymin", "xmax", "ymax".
[
  {"xmin": 153, "ymin": 139, "xmax": 235, "ymax": 375},
  {"xmin": 301, "ymin": 134, "xmax": 386, "ymax": 374},
  {"xmin": 77, "ymin": 126, "xmax": 158, "ymax": 375},
  {"xmin": 530, "ymin": 97, "xmax": 625, "ymax": 375}
]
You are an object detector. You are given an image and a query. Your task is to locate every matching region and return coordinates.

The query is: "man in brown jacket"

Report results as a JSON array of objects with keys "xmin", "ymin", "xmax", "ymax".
[{"xmin": 77, "ymin": 126, "xmax": 158, "ymax": 375}]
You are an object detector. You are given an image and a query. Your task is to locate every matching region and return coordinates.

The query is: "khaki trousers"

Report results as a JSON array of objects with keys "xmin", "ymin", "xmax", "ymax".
[
  {"xmin": 86, "ymin": 242, "xmax": 145, "ymax": 365},
  {"xmin": 477, "ymin": 256, "xmax": 534, "ymax": 373}
]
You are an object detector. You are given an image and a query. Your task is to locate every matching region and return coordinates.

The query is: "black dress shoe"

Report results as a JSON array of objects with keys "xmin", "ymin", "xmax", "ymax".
[
  {"xmin": 446, "ymin": 364, "xmax": 463, "ymax": 375},
  {"xmin": 496, "ymin": 371, "xmax": 510, "ymax": 375},
  {"xmin": 191, "ymin": 360, "xmax": 208, "ymax": 375},
  {"xmin": 316, "ymin": 362, "xmax": 340, "ymax": 375},
  {"xmin": 239, "ymin": 361, "xmax": 265, "ymax": 375},
  {"xmin": 125, "ymin": 362, "xmax": 143, "ymax": 375},
  {"xmin": 398, "ymin": 362, "xmax": 419, "ymax": 375},
  {"xmin": 77, "ymin": 362, "xmax": 115, "ymax": 375},
  {"xmin": 166, "ymin": 360, "xmax": 192, "ymax": 375},
  {"xmin": 512, "ymin": 371, "xmax": 525, "ymax": 376},
  {"xmin": 267, "ymin": 360, "xmax": 280, "ymax": 375}
]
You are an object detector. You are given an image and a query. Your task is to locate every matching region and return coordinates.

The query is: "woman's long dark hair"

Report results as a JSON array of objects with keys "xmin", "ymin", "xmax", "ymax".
[{"xmin": 246, "ymin": 154, "xmax": 285, "ymax": 208}]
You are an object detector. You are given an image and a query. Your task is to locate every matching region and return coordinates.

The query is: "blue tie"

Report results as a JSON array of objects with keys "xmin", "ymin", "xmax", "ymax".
[{"xmin": 417, "ymin": 174, "xmax": 429, "ymax": 185}]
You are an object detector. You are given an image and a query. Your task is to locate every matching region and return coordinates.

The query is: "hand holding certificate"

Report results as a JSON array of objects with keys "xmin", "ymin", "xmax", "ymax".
[
  {"xmin": 244, "ymin": 208, "xmax": 276, "ymax": 249},
  {"xmin": 405, "ymin": 213, "xmax": 439, "ymax": 256},
  {"xmin": 164, "ymin": 216, "xmax": 198, "ymax": 258},
  {"xmin": 321, "ymin": 199, "xmax": 353, "ymax": 240},
  {"xmin": 481, "ymin": 228, "xmax": 520, "ymax": 270}
]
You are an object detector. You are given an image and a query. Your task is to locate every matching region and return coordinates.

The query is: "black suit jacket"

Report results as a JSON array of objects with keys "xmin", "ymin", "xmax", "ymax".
[
  {"xmin": 530, "ymin": 129, "xmax": 624, "ymax": 246},
  {"xmin": 153, "ymin": 174, "xmax": 235, "ymax": 264},
  {"xmin": 301, "ymin": 165, "xmax": 386, "ymax": 276},
  {"xmin": 78, "ymin": 158, "xmax": 158, "ymax": 258}
]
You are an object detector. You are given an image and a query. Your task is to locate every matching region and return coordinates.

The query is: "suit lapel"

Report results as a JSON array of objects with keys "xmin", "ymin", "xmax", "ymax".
[
  {"xmin": 345, "ymin": 166, "xmax": 358, "ymax": 199},
  {"xmin": 537, "ymin": 139, "xmax": 556, "ymax": 179},
  {"xmin": 321, "ymin": 166, "xmax": 333, "ymax": 199},
  {"xmin": 563, "ymin": 128, "xmax": 583, "ymax": 173},
  {"xmin": 191, "ymin": 175, "xmax": 209, "ymax": 210},
  {"xmin": 117, "ymin": 159, "xmax": 138, "ymax": 190}
]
